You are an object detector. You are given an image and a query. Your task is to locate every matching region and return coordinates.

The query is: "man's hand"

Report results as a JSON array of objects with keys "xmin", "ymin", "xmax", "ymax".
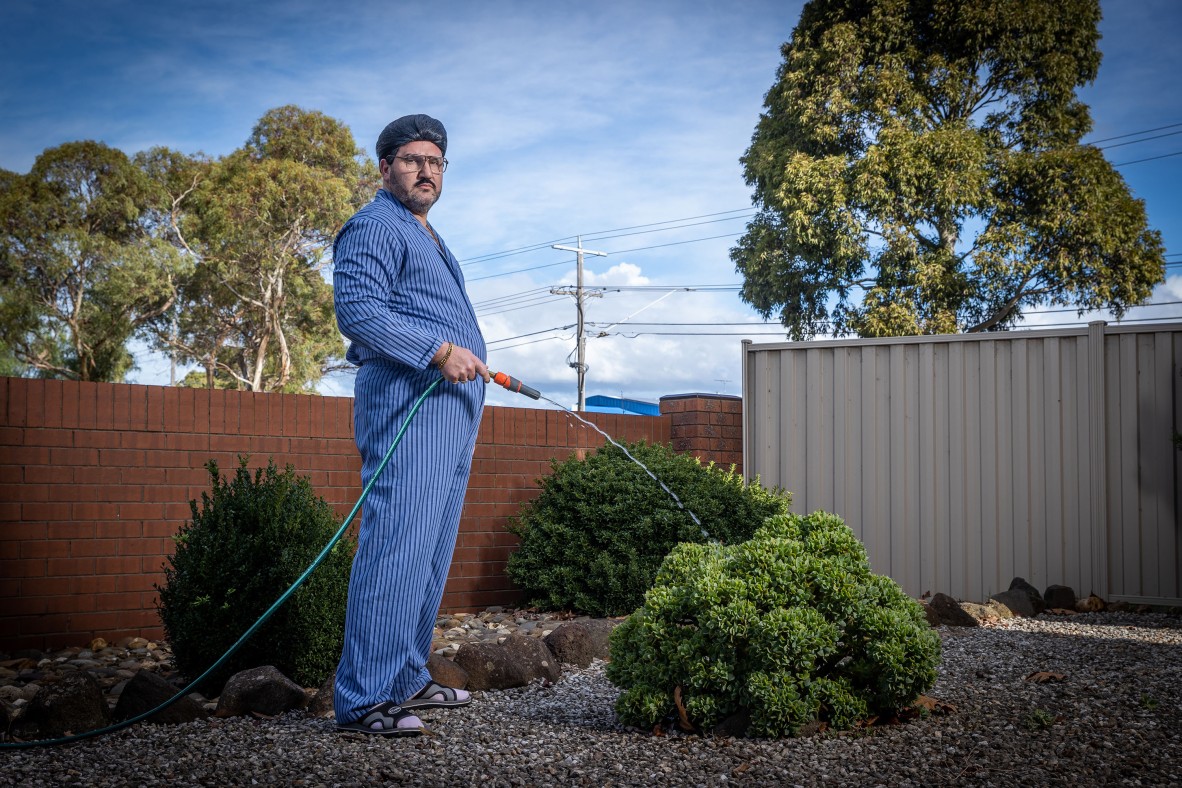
[{"xmin": 433, "ymin": 342, "xmax": 490, "ymax": 384}]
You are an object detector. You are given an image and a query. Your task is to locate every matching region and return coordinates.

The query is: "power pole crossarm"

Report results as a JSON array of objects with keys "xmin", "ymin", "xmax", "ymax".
[{"xmin": 551, "ymin": 236, "xmax": 606, "ymax": 412}]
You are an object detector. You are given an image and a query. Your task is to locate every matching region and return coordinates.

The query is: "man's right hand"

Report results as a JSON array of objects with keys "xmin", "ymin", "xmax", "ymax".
[{"xmin": 433, "ymin": 342, "xmax": 490, "ymax": 385}]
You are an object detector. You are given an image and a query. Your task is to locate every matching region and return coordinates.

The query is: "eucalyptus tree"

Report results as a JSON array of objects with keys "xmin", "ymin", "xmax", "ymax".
[
  {"xmin": 0, "ymin": 142, "xmax": 187, "ymax": 380},
  {"xmin": 732, "ymin": 0, "xmax": 1165, "ymax": 338},
  {"xmin": 154, "ymin": 106, "xmax": 369, "ymax": 392}
]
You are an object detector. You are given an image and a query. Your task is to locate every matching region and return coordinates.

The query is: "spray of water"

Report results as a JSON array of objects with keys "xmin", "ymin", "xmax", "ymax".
[{"xmin": 537, "ymin": 395, "xmax": 710, "ymax": 539}]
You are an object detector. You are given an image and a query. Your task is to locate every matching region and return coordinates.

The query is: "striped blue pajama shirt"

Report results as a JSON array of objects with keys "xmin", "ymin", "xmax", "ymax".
[{"xmin": 331, "ymin": 188, "xmax": 485, "ymax": 724}]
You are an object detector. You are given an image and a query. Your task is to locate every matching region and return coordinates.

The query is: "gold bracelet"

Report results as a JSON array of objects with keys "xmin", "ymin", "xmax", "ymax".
[{"xmin": 436, "ymin": 341, "xmax": 454, "ymax": 370}]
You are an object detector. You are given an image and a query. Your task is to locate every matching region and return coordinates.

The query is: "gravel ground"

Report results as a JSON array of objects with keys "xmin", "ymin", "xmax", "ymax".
[{"xmin": 3, "ymin": 612, "xmax": 1179, "ymax": 787}]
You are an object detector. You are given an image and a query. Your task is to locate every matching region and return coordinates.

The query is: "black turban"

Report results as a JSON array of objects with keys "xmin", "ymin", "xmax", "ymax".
[{"xmin": 375, "ymin": 114, "xmax": 447, "ymax": 160}]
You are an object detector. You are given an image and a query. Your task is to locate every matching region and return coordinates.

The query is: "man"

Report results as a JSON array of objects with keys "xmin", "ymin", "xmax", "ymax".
[{"xmin": 332, "ymin": 114, "xmax": 489, "ymax": 736}]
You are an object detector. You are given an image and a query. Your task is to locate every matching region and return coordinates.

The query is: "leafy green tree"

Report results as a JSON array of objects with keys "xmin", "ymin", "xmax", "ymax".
[
  {"xmin": 147, "ymin": 106, "xmax": 368, "ymax": 392},
  {"xmin": 0, "ymin": 142, "xmax": 188, "ymax": 380},
  {"xmin": 733, "ymin": 0, "xmax": 1166, "ymax": 338}
]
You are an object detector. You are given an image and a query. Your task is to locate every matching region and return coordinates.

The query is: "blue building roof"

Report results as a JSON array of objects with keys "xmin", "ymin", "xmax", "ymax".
[{"xmin": 583, "ymin": 395, "xmax": 661, "ymax": 416}]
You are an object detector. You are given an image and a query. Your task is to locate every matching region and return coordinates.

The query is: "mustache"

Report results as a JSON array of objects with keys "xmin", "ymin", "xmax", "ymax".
[{"xmin": 416, "ymin": 177, "xmax": 436, "ymax": 188}]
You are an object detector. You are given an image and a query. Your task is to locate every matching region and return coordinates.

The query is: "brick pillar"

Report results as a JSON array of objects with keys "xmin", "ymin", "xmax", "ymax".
[{"xmin": 659, "ymin": 393, "xmax": 743, "ymax": 473}]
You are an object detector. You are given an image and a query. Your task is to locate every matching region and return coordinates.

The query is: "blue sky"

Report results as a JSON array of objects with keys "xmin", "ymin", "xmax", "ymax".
[{"xmin": 2, "ymin": 0, "xmax": 1180, "ymax": 408}]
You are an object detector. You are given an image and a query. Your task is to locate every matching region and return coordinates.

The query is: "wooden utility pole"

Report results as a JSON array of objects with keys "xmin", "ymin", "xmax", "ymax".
[{"xmin": 550, "ymin": 236, "xmax": 606, "ymax": 411}]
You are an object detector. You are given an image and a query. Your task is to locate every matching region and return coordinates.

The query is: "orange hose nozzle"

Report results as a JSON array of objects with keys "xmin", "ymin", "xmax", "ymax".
[{"xmin": 491, "ymin": 371, "xmax": 541, "ymax": 399}]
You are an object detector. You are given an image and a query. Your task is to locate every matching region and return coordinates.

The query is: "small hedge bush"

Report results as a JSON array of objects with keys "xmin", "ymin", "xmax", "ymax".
[
  {"xmin": 156, "ymin": 458, "xmax": 354, "ymax": 691},
  {"xmin": 505, "ymin": 440, "xmax": 790, "ymax": 617},
  {"xmin": 606, "ymin": 511, "xmax": 941, "ymax": 738}
]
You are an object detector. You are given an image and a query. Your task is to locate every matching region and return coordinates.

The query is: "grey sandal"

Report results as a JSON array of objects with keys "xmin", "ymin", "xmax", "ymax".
[
  {"xmin": 400, "ymin": 681, "xmax": 471, "ymax": 709},
  {"xmin": 336, "ymin": 701, "xmax": 424, "ymax": 736}
]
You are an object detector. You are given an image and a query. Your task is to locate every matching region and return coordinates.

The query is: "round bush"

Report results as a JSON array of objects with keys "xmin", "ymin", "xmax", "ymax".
[
  {"xmin": 505, "ymin": 440, "xmax": 790, "ymax": 617},
  {"xmin": 606, "ymin": 511, "xmax": 941, "ymax": 737},
  {"xmin": 156, "ymin": 458, "xmax": 354, "ymax": 691}
]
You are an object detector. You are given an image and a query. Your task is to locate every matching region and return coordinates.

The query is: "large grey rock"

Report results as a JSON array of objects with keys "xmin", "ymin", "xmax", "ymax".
[
  {"xmin": 544, "ymin": 620, "xmax": 618, "ymax": 668},
  {"xmin": 19, "ymin": 670, "xmax": 110, "ymax": 739},
  {"xmin": 427, "ymin": 652, "xmax": 469, "ymax": 690},
  {"xmin": 214, "ymin": 666, "xmax": 309, "ymax": 718},
  {"xmin": 112, "ymin": 669, "xmax": 208, "ymax": 725},
  {"xmin": 453, "ymin": 634, "xmax": 561, "ymax": 690},
  {"xmin": 991, "ymin": 589, "xmax": 1037, "ymax": 617},
  {"xmin": 928, "ymin": 593, "xmax": 979, "ymax": 627},
  {"xmin": 1008, "ymin": 577, "xmax": 1047, "ymax": 615},
  {"xmin": 1043, "ymin": 584, "xmax": 1077, "ymax": 610}
]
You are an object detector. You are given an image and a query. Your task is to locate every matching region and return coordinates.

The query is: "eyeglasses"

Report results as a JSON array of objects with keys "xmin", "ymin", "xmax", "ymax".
[{"xmin": 386, "ymin": 154, "xmax": 448, "ymax": 174}]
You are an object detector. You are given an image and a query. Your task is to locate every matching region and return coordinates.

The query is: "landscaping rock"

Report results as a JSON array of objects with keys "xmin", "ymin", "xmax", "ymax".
[
  {"xmin": 928, "ymin": 593, "xmax": 979, "ymax": 626},
  {"xmin": 986, "ymin": 599, "xmax": 1016, "ymax": 619},
  {"xmin": 1008, "ymin": 577, "xmax": 1047, "ymax": 615},
  {"xmin": 112, "ymin": 669, "xmax": 209, "ymax": 725},
  {"xmin": 991, "ymin": 589, "xmax": 1037, "ymax": 617},
  {"xmin": 18, "ymin": 670, "xmax": 110, "ymax": 739},
  {"xmin": 214, "ymin": 666, "xmax": 308, "ymax": 718},
  {"xmin": 711, "ymin": 708, "xmax": 752, "ymax": 737},
  {"xmin": 428, "ymin": 652, "xmax": 469, "ymax": 690},
  {"xmin": 959, "ymin": 602, "xmax": 999, "ymax": 623},
  {"xmin": 544, "ymin": 619, "xmax": 618, "ymax": 667},
  {"xmin": 918, "ymin": 601, "xmax": 941, "ymax": 628},
  {"xmin": 1044, "ymin": 584, "xmax": 1077, "ymax": 610},
  {"xmin": 453, "ymin": 634, "xmax": 561, "ymax": 690},
  {"xmin": 308, "ymin": 667, "xmax": 336, "ymax": 717}
]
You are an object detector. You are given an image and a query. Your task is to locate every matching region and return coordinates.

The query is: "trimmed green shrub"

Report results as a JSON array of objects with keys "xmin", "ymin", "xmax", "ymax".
[
  {"xmin": 607, "ymin": 511, "xmax": 941, "ymax": 738},
  {"xmin": 156, "ymin": 457, "xmax": 354, "ymax": 690},
  {"xmin": 505, "ymin": 440, "xmax": 790, "ymax": 617}
]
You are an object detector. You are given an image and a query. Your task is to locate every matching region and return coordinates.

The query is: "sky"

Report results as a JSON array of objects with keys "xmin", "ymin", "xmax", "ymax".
[{"xmin": 2, "ymin": 0, "xmax": 1180, "ymax": 409}]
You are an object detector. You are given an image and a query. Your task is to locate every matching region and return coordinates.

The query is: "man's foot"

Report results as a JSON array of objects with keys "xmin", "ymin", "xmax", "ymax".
[
  {"xmin": 336, "ymin": 701, "xmax": 424, "ymax": 736},
  {"xmin": 400, "ymin": 681, "xmax": 471, "ymax": 709}
]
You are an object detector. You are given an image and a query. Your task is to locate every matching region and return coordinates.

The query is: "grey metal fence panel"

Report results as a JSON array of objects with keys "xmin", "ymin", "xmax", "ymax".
[{"xmin": 742, "ymin": 322, "xmax": 1182, "ymax": 604}]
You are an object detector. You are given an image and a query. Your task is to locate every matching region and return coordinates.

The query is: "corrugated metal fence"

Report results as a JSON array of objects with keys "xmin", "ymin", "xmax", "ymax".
[{"xmin": 742, "ymin": 322, "xmax": 1182, "ymax": 605}]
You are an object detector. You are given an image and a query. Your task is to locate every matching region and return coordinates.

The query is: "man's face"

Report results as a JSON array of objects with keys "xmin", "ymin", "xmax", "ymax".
[{"xmin": 380, "ymin": 140, "xmax": 444, "ymax": 218}]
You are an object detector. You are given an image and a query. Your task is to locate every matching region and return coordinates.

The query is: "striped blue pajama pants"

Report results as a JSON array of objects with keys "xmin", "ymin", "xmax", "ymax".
[{"xmin": 334, "ymin": 360, "xmax": 484, "ymax": 723}]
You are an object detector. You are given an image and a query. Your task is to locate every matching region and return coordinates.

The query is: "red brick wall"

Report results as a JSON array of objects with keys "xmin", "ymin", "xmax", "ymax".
[
  {"xmin": 660, "ymin": 393, "xmax": 743, "ymax": 473},
  {"xmin": 0, "ymin": 378, "xmax": 704, "ymax": 651}
]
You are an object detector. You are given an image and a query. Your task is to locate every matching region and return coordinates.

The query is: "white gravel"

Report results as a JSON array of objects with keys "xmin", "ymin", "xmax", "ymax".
[{"xmin": 3, "ymin": 611, "xmax": 1179, "ymax": 787}]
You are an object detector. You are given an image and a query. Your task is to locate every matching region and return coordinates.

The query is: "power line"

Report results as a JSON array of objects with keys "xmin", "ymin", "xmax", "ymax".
[
  {"xmin": 463, "ymin": 232, "xmax": 743, "ymax": 284},
  {"xmin": 592, "ymin": 284, "xmax": 742, "ymax": 292},
  {"xmin": 1086, "ymin": 122, "xmax": 1182, "ymax": 145},
  {"xmin": 457, "ymin": 207, "xmax": 754, "ymax": 267},
  {"xmin": 467, "ymin": 258, "xmax": 573, "ymax": 282},
  {"xmin": 587, "ymin": 320, "xmax": 781, "ymax": 327},
  {"xmin": 477, "ymin": 297, "xmax": 570, "ymax": 318},
  {"xmin": 1097, "ymin": 128, "xmax": 1182, "ymax": 150},
  {"xmin": 611, "ymin": 330, "xmax": 790, "ymax": 337},
  {"xmin": 471, "ymin": 286, "xmax": 552, "ymax": 308},
  {"xmin": 577, "ymin": 213, "xmax": 753, "ymax": 244},
  {"xmin": 486, "ymin": 325, "xmax": 574, "ymax": 345},
  {"xmin": 606, "ymin": 232, "xmax": 741, "ymax": 256},
  {"xmin": 487, "ymin": 335, "xmax": 570, "ymax": 352},
  {"xmin": 1112, "ymin": 149, "xmax": 1182, "ymax": 167}
]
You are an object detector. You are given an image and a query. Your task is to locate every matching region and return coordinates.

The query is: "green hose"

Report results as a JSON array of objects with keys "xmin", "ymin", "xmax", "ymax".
[{"xmin": 1, "ymin": 377, "xmax": 444, "ymax": 749}]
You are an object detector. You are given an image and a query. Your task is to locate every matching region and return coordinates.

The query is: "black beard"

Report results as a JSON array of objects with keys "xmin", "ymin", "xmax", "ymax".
[{"xmin": 393, "ymin": 179, "xmax": 440, "ymax": 215}]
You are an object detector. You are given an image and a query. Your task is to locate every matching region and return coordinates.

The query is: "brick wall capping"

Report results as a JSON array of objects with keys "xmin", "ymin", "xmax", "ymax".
[{"xmin": 658, "ymin": 393, "xmax": 742, "ymax": 404}]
